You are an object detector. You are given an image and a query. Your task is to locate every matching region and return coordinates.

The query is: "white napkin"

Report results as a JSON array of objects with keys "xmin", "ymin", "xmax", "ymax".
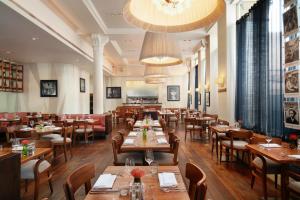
[
  {"xmin": 53, "ymin": 127, "xmax": 61, "ymax": 130},
  {"xmin": 93, "ymin": 174, "xmax": 117, "ymax": 189},
  {"xmin": 288, "ymin": 155, "xmax": 300, "ymax": 159},
  {"xmin": 128, "ymin": 132, "xmax": 138, "ymax": 137},
  {"xmin": 155, "ymin": 131, "xmax": 164, "ymax": 136},
  {"xmin": 20, "ymin": 127, "xmax": 33, "ymax": 131},
  {"xmin": 12, "ymin": 146, "xmax": 23, "ymax": 151},
  {"xmin": 259, "ymin": 143, "xmax": 281, "ymax": 148},
  {"xmin": 154, "ymin": 128, "xmax": 163, "ymax": 131},
  {"xmin": 124, "ymin": 138, "xmax": 134, "ymax": 145},
  {"xmin": 157, "ymin": 138, "xmax": 168, "ymax": 144},
  {"xmin": 217, "ymin": 125, "xmax": 229, "ymax": 128},
  {"xmin": 158, "ymin": 173, "xmax": 178, "ymax": 187}
]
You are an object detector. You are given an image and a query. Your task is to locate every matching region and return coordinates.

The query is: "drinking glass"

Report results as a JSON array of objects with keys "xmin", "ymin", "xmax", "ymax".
[
  {"xmin": 125, "ymin": 158, "xmax": 135, "ymax": 176},
  {"xmin": 30, "ymin": 120, "xmax": 35, "ymax": 128},
  {"xmin": 150, "ymin": 161, "xmax": 158, "ymax": 176},
  {"xmin": 145, "ymin": 150, "xmax": 154, "ymax": 166},
  {"xmin": 265, "ymin": 135, "xmax": 272, "ymax": 147}
]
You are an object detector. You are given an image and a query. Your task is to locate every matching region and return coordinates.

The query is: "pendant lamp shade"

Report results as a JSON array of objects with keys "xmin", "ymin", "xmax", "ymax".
[
  {"xmin": 145, "ymin": 77, "xmax": 166, "ymax": 84},
  {"xmin": 140, "ymin": 32, "xmax": 182, "ymax": 66},
  {"xmin": 144, "ymin": 65, "xmax": 169, "ymax": 78},
  {"xmin": 123, "ymin": 0, "xmax": 225, "ymax": 33}
]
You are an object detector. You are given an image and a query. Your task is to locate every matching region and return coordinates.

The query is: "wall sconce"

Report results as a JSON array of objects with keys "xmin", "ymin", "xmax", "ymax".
[{"xmin": 215, "ymin": 74, "xmax": 226, "ymax": 92}]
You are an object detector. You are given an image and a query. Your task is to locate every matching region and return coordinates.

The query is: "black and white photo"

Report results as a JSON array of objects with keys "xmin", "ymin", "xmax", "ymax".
[
  {"xmin": 284, "ymin": 101, "xmax": 300, "ymax": 126},
  {"xmin": 285, "ymin": 69, "xmax": 299, "ymax": 94},
  {"xmin": 106, "ymin": 87, "xmax": 121, "ymax": 98},
  {"xmin": 284, "ymin": 5, "xmax": 298, "ymax": 35},
  {"xmin": 285, "ymin": 38, "xmax": 299, "ymax": 64},
  {"xmin": 80, "ymin": 78, "xmax": 85, "ymax": 93},
  {"xmin": 167, "ymin": 85, "xmax": 180, "ymax": 101},
  {"xmin": 284, "ymin": 0, "xmax": 294, "ymax": 8},
  {"xmin": 205, "ymin": 91, "xmax": 210, "ymax": 107},
  {"xmin": 40, "ymin": 80, "xmax": 58, "ymax": 97}
]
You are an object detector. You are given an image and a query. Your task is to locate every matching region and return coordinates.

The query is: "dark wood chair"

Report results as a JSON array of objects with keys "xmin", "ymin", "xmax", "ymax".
[
  {"xmin": 250, "ymin": 136, "xmax": 282, "ymax": 200},
  {"xmin": 186, "ymin": 162, "xmax": 207, "ymax": 200},
  {"xmin": 220, "ymin": 129, "xmax": 253, "ymax": 164},
  {"xmin": 159, "ymin": 118, "xmax": 167, "ymax": 132},
  {"xmin": 154, "ymin": 135, "xmax": 180, "ymax": 165},
  {"xmin": 73, "ymin": 121, "xmax": 94, "ymax": 144},
  {"xmin": 21, "ymin": 140, "xmax": 53, "ymax": 200},
  {"xmin": 168, "ymin": 110, "xmax": 179, "ymax": 128},
  {"xmin": 286, "ymin": 165, "xmax": 300, "ymax": 199},
  {"xmin": 111, "ymin": 134, "xmax": 143, "ymax": 166},
  {"xmin": 211, "ymin": 119, "xmax": 230, "ymax": 158},
  {"xmin": 64, "ymin": 163, "xmax": 95, "ymax": 200},
  {"xmin": 184, "ymin": 117, "xmax": 195, "ymax": 141},
  {"xmin": 52, "ymin": 126, "xmax": 73, "ymax": 162}
]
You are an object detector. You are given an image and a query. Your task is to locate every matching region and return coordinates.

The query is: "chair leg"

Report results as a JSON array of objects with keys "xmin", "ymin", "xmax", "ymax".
[
  {"xmin": 47, "ymin": 171, "xmax": 53, "ymax": 193},
  {"xmin": 275, "ymin": 174, "xmax": 278, "ymax": 189},
  {"xmin": 251, "ymin": 174, "xmax": 255, "ymax": 188},
  {"xmin": 211, "ymin": 138, "xmax": 215, "ymax": 154},
  {"xmin": 63, "ymin": 145, "xmax": 67, "ymax": 162},
  {"xmin": 69, "ymin": 143, "xmax": 73, "ymax": 158},
  {"xmin": 263, "ymin": 174, "xmax": 268, "ymax": 200},
  {"xmin": 219, "ymin": 145, "xmax": 223, "ymax": 163},
  {"xmin": 34, "ymin": 178, "xmax": 39, "ymax": 200},
  {"xmin": 25, "ymin": 179, "xmax": 28, "ymax": 192}
]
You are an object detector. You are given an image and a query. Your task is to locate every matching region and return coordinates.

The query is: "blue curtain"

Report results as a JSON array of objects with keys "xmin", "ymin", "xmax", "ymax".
[
  {"xmin": 235, "ymin": 0, "xmax": 283, "ymax": 137},
  {"xmin": 195, "ymin": 65, "xmax": 199, "ymax": 110}
]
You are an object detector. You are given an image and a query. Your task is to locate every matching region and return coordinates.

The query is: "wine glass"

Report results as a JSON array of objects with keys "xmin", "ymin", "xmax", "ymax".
[
  {"xmin": 150, "ymin": 161, "xmax": 158, "ymax": 176},
  {"xmin": 30, "ymin": 120, "xmax": 34, "ymax": 128},
  {"xmin": 266, "ymin": 135, "xmax": 272, "ymax": 148},
  {"xmin": 125, "ymin": 158, "xmax": 135, "ymax": 176},
  {"xmin": 145, "ymin": 150, "xmax": 154, "ymax": 166}
]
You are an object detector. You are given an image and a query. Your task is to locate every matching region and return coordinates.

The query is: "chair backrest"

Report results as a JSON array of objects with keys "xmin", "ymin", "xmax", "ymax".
[
  {"xmin": 185, "ymin": 162, "xmax": 207, "ymax": 200},
  {"xmin": 185, "ymin": 117, "xmax": 195, "ymax": 126},
  {"xmin": 64, "ymin": 163, "xmax": 95, "ymax": 200},
  {"xmin": 171, "ymin": 135, "xmax": 180, "ymax": 164},
  {"xmin": 159, "ymin": 118, "xmax": 167, "ymax": 131},
  {"xmin": 229, "ymin": 130, "xmax": 253, "ymax": 141},
  {"xmin": 217, "ymin": 119, "xmax": 229, "ymax": 126},
  {"xmin": 53, "ymin": 120, "xmax": 65, "ymax": 127},
  {"xmin": 64, "ymin": 126, "xmax": 73, "ymax": 142},
  {"xmin": 250, "ymin": 136, "xmax": 281, "ymax": 144},
  {"xmin": 168, "ymin": 129, "xmax": 175, "ymax": 148},
  {"xmin": 112, "ymin": 135, "xmax": 123, "ymax": 163},
  {"xmin": 6, "ymin": 126, "xmax": 17, "ymax": 141}
]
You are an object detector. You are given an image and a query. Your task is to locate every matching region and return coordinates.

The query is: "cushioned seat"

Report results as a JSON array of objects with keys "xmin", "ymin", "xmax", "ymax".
[
  {"xmin": 116, "ymin": 152, "xmax": 144, "ymax": 165},
  {"xmin": 194, "ymin": 125, "xmax": 202, "ymax": 129},
  {"xmin": 21, "ymin": 159, "xmax": 51, "ymax": 179},
  {"xmin": 221, "ymin": 140, "xmax": 248, "ymax": 149},
  {"xmin": 75, "ymin": 128, "xmax": 93, "ymax": 133},
  {"xmin": 41, "ymin": 134, "xmax": 62, "ymax": 140},
  {"xmin": 212, "ymin": 132, "xmax": 226, "ymax": 139},
  {"xmin": 154, "ymin": 152, "xmax": 177, "ymax": 165},
  {"xmin": 51, "ymin": 137, "xmax": 72, "ymax": 144},
  {"xmin": 169, "ymin": 117, "xmax": 178, "ymax": 121},
  {"xmin": 252, "ymin": 156, "xmax": 281, "ymax": 172},
  {"xmin": 93, "ymin": 125, "xmax": 105, "ymax": 132},
  {"xmin": 186, "ymin": 125, "xmax": 193, "ymax": 129},
  {"xmin": 289, "ymin": 178, "xmax": 300, "ymax": 192}
]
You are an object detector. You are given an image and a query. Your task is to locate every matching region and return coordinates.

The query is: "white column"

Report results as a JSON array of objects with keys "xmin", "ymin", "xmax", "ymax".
[{"xmin": 91, "ymin": 34, "xmax": 109, "ymax": 114}]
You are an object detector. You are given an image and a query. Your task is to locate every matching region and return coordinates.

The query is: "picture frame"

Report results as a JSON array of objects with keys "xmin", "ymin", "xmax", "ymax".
[
  {"xmin": 285, "ymin": 67, "xmax": 299, "ymax": 96},
  {"xmin": 167, "ymin": 85, "xmax": 180, "ymax": 101},
  {"xmin": 284, "ymin": 5, "xmax": 299, "ymax": 36},
  {"xmin": 40, "ymin": 80, "xmax": 58, "ymax": 97},
  {"xmin": 285, "ymin": 37, "xmax": 300, "ymax": 65},
  {"xmin": 284, "ymin": 100, "xmax": 300, "ymax": 129},
  {"xmin": 80, "ymin": 78, "xmax": 86, "ymax": 93},
  {"xmin": 106, "ymin": 87, "xmax": 121, "ymax": 99},
  {"xmin": 205, "ymin": 91, "xmax": 210, "ymax": 107}
]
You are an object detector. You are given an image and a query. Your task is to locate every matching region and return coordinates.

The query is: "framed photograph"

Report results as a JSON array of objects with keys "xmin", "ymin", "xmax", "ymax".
[
  {"xmin": 285, "ymin": 38, "xmax": 299, "ymax": 65},
  {"xmin": 284, "ymin": 101, "xmax": 300, "ymax": 129},
  {"xmin": 106, "ymin": 87, "xmax": 121, "ymax": 98},
  {"xmin": 284, "ymin": 5, "xmax": 299, "ymax": 36},
  {"xmin": 80, "ymin": 78, "xmax": 85, "ymax": 93},
  {"xmin": 205, "ymin": 92, "xmax": 210, "ymax": 107},
  {"xmin": 285, "ymin": 68, "xmax": 299, "ymax": 95},
  {"xmin": 284, "ymin": 0, "xmax": 294, "ymax": 8},
  {"xmin": 167, "ymin": 85, "xmax": 180, "ymax": 101},
  {"xmin": 40, "ymin": 80, "xmax": 58, "ymax": 97}
]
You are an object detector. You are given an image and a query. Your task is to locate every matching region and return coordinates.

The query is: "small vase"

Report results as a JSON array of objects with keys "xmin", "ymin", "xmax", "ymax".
[
  {"xmin": 142, "ymin": 129, "xmax": 147, "ymax": 141},
  {"xmin": 22, "ymin": 145, "xmax": 28, "ymax": 156}
]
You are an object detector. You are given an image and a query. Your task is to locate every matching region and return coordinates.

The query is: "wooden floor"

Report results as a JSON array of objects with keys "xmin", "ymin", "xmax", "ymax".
[{"xmin": 22, "ymin": 122, "xmax": 286, "ymax": 200}]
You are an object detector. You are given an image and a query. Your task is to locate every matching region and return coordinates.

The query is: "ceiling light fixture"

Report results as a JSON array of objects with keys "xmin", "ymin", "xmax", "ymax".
[
  {"xmin": 144, "ymin": 65, "xmax": 169, "ymax": 78},
  {"xmin": 123, "ymin": 0, "xmax": 225, "ymax": 32},
  {"xmin": 139, "ymin": 32, "xmax": 182, "ymax": 66}
]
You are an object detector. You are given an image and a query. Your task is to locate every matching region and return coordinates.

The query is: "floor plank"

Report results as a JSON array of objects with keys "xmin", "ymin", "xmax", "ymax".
[{"xmin": 21, "ymin": 122, "xmax": 285, "ymax": 200}]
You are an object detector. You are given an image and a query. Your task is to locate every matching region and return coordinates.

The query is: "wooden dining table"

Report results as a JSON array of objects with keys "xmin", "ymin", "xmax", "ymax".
[
  {"xmin": 133, "ymin": 120, "xmax": 161, "ymax": 128},
  {"xmin": 0, "ymin": 118, "xmax": 21, "ymax": 126},
  {"xmin": 84, "ymin": 165, "xmax": 189, "ymax": 200},
  {"xmin": 246, "ymin": 144, "xmax": 300, "ymax": 200},
  {"xmin": 121, "ymin": 131, "xmax": 170, "ymax": 152}
]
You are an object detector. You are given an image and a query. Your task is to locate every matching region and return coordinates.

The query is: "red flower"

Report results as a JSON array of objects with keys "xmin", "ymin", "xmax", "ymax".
[
  {"xmin": 143, "ymin": 125, "xmax": 149, "ymax": 129},
  {"xmin": 21, "ymin": 140, "xmax": 30, "ymax": 145},
  {"xmin": 131, "ymin": 168, "xmax": 145, "ymax": 178},
  {"xmin": 289, "ymin": 133, "xmax": 298, "ymax": 141}
]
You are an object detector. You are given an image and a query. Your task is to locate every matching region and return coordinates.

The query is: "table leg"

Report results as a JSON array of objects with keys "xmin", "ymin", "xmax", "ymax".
[{"xmin": 281, "ymin": 164, "xmax": 287, "ymax": 200}]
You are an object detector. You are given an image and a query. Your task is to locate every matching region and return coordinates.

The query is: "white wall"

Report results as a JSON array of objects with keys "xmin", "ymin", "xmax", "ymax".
[
  {"xmin": 103, "ymin": 75, "xmax": 188, "ymax": 112},
  {"xmin": 0, "ymin": 63, "xmax": 90, "ymax": 114}
]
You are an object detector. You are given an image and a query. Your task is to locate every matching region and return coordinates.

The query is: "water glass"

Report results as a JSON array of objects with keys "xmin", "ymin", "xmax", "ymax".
[
  {"xmin": 150, "ymin": 161, "xmax": 158, "ymax": 176},
  {"xmin": 145, "ymin": 150, "xmax": 154, "ymax": 166}
]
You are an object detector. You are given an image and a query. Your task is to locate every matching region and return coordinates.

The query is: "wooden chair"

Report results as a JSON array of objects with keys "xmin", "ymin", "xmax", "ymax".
[
  {"xmin": 5, "ymin": 126, "xmax": 17, "ymax": 143},
  {"xmin": 168, "ymin": 110, "xmax": 179, "ymax": 128},
  {"xmin": 286, "ymin": 165, "xmax": 300, "ymax": 199},
  {"xmin": 73, "ymin": 121, "xmax": 94, "ymax": 144},
  {"xmin": 250, "ymin": 136, "xmax": 282, "ymax": 200},
  {"xmin": 211, "ymin": 119, "xmax": 230, "ymax": 158},
  {"xmin": 159, "ymin": 118, "xmax": 167, "ymax": 132},
  {"xmin": 185, "ymin": 162, "xmax": 207, "ymax": 200},
  {"xmin": 52, "ymin": 126, "xmax": 73, "ymax": 162},
  {"xmin": 219, "ymin": 129, "xmax": 253, "ymax": 164},
  {"xmin": 154, "ymin": 135, "xmax": 180, "ymax": 165},
  {"xmin": 111, "ymin": 134, "xmax": 143, "ymax": 166},
  {"xmin": 64, "ymin": 163, "xmax": 95, "ymax": 200},
  {"xmin": 21, "ymin": 140, "xmax": 53, "ymax": 200},
  {"xmin": 184, "ymin": 117, "xmax": 194, "ymax": 141}
]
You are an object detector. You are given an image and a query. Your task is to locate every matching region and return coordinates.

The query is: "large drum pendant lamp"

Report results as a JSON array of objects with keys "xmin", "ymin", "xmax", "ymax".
[
  {"xmin": 144, "ymin": 65, "xmax": 169, "ymax": 78},
  {"xmin": 139, "ymin": 32, "xmax": 182, "ymax": 66}
]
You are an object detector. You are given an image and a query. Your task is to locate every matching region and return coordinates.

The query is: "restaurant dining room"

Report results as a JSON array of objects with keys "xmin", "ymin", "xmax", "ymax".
[{"xmin": 0, "ymin": 0, "xmax": 300, "ymax": 200}]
